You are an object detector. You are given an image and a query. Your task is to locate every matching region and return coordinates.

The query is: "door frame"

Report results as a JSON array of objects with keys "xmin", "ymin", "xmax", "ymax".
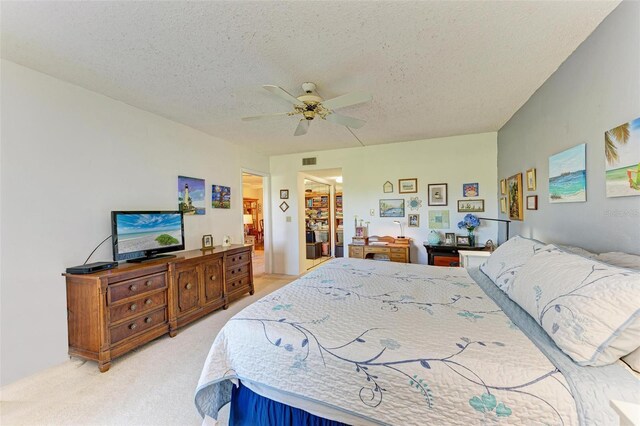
[{"xmin": 241, "ymin": 168, "xmax": 272, "ymax": 274}]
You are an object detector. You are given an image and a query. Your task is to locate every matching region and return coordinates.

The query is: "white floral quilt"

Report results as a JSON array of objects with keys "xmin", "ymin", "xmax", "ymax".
[{"xmin": 195, "ymin": 258, "xmax": 577, "ymax": 425}]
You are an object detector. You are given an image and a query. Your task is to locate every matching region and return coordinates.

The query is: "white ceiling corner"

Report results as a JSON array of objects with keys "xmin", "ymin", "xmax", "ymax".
[{"xmin": 1, "ymin": 1, "xmax": 619, "ymax": 156}]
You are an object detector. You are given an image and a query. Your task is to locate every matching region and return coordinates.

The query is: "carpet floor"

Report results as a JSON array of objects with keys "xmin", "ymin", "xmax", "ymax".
[{"xmin": 0, "ymin": 274, "xmax": 294, "ymax": 426}]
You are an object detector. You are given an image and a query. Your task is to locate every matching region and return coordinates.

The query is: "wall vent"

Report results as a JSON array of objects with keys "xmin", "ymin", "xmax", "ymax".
[{"xmin": 302, "ymin": 157, "xmax": 317, "ymax": 166}]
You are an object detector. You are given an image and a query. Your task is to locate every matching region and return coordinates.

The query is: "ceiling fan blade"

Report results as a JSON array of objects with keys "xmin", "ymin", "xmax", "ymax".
[
  {"xmin": 241, "ymin": 112, "xmax": 292, "ymax": 121},
  {"xmin": 325, "ymin": 112, "xmax": 366, "ymax": 129},
  {"xmin": 294, "ymin": 119, "xmax": 309, "ymax": 136},
  {"xmin": 321, "ymin": 91, "xmax": 372, "ymax": 110},
  {"xmin": 263, "ymin": 85, "xmax": 303, "ymax": 105}
]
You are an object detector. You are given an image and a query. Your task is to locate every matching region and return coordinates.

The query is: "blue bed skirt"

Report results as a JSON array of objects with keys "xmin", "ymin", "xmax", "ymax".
[{"xmin": 230, "ymin": 381, "xmax": 347, "ymax": 426}]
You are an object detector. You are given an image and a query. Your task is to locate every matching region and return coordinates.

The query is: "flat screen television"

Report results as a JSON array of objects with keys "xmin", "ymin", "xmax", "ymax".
[{"xmin": 111, "ymin": 211, "xmax": 185, "ymax": 262}]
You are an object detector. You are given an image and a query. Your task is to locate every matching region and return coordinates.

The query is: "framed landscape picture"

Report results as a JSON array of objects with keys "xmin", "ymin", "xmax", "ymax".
[
  {"xmin": 211, "ymin": 184, "xmax": 231, "ymax": 209},
  {"xmin": 178, "ymin": 176, "xmax": 206, "ymax": 215},
  {"xmin": 399, "ymin": 178, "xmax": 418, "ymax": 193},
  {"xmin": 605, "ymin": 117, "xmax": 640, "ymax": 198},
  {"xmin": 457, "ymin": 199, "xmax": 484, "ymax": 213},
  {"xmin": 379, "ymin": 199, "xmax": 405, "ymax": 217},
  {"xmin": 549, "ymin": 144, "xmax": 586, "ymax": 203},
  {"xmin": 507, "ymin": 173, "xmax": 524, "ymax": 220},
  {"xmin": 427, "ymin": 183, "xmax": 448, "ymax": 206}
]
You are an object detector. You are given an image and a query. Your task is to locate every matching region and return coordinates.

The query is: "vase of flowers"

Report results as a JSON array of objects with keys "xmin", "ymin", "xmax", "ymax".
[{"xmin": 457, "ymin": 214, "xmax": 480, "ymax": 247}]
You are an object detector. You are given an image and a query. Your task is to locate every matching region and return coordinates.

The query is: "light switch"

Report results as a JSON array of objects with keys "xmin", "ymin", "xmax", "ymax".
[
  {"xmin": 286, "ymin": 216, "xmax": 292, "ymax": 222},
  {"xmin": 370, "ymin": 209, "xmax": 375, "ymax": 216}
]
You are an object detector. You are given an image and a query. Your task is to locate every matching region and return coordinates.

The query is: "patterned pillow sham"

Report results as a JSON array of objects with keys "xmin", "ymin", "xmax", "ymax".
[
  {"xmin": 479, "ymin": 235, "xmax": 546, "ymax": 292},
  {"xmin": 508, "ymin": 245, "xmax": 640, "ymax": 366}
]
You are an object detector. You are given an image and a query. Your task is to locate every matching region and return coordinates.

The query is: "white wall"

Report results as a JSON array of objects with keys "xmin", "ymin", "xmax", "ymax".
[
  {"xmin": 0, "ymin": 60, "xmax": 270, "ymax": 385},
  {"xmin": 270, "ymin": 132, "xmax": 498, "ymax": 275},
  {"xmin": 497, "ymin": 1, "xmax": 640, "ymax": 254}
]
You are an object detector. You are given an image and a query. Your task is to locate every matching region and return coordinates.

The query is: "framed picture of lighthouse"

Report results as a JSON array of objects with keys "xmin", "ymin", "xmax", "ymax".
[
  {"xmin": 178, "ymin": 176, "xmax": 206, "ymax": 215},
  {"xmin": 212, "ymin": 184, "xmax": 231, "ymax": 209}
]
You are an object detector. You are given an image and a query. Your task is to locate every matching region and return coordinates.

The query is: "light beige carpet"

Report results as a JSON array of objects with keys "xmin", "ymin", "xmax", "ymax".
[{"xmin": 0, "ymin": 274, "xmax": 294, "ymax": 426}]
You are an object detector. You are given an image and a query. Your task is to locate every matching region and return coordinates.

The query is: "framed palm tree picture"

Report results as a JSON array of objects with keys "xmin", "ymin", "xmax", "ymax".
[{"xmin": 605, "ymin": 117, "xmax": 640, "ymax": 197}]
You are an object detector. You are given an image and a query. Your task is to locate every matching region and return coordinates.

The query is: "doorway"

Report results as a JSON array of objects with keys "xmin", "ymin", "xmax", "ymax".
[
  {"xmin": 301, "ymin": 169, "xmax": 343, "ymax": 271},
  {"xmin": 242, "ymin": 172, "xmax": 266, "ymax": 276}
]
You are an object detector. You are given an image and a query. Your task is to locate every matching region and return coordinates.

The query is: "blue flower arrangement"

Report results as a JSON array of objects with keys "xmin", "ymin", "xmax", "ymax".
[{"xmin": 457, "ymin": 214, "xmax": 480, "ymax": 233}]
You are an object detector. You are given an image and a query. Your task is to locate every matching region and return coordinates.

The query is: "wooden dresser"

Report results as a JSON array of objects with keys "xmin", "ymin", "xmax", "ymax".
[
  {"xmin": 348, "ymin": 236, "xmax": 411, "ymax": 263},
  {"xmin": 64, "ymin": 244, "xmax": 253, "ymax": 372}
]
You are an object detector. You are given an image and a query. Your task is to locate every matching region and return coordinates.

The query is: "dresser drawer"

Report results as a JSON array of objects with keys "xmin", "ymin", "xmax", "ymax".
[
  {"xmin": 108, "ymin": 273, "xmax": 166, "ymax": 304},
  {"xmin": 227, "ymin": 251, "xmax": 250, "ymax": 268},
  {"xmin": 390, "ymin": 254, "xmax": 407, "ymax": 262},
  {"xmin": 109, "ymin": 290, "xmax": 166, "ymax": 324},
  {"xmin": 110, "ymin": 307, "xmax": 167, "ymax": 345},
  {"xmin": 349, "ymin": 246, "xmax": 364, "ymax": 257},
  {"xmin": 365, "ymin": 247, "xmax": 389, "ymax": 254},
  {"xmin": 227, "ymin": 276, "xmax": 252, "ymax": 295},
  {"xmin": 226, "ymin": 263, "xmax": 250, "ymax": 279},
  {"xmin": 390, "ymin": 248, "xmax": 406, "ymax": 254}
]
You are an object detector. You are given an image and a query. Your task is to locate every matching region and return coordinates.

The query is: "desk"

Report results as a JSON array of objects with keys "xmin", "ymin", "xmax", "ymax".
[
  {"xmin": 348, "ymin": 243, "xmax": 410, "ymax": 263},
  {"xmin": 423, "ymin": 243, "xmax": 488, "ymax": 266}
]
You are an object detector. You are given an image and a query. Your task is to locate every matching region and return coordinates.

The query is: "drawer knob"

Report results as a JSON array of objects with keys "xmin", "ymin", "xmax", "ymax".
[
  {"xmin": 231, "ymin": 270, "xmax": 235, "ymax": 274},
  {"xmin": 185, "ymin": 282, "xmax": 192, "ymax": 290},
  {"xmin": 144, "ymin": 317, "xmax": 152, "ymax": 324},
  {"xmin": 209, "ymin": 275, "xmax": 216, "ymax": 281},
  {"xmin": 232, "ymin": 257, "xmax": 236, "ymax": 262},
  {"xmin": 130, "ymin": 284, "xmax": 138, "ymax": 291},
  {"xmin": 145, "ymin": 299, "xmax": 152, "ymax": 305},
  {"xmin": 129, "ymin": 323, "xmax": 137, "ymax": 330},
  {"xmin": 145, "ymin": 280, "xmax": 152, "ymax": 287},
  {"xmin": 130, "ymin": 303, "xmax": 137, "ymax": 311}
]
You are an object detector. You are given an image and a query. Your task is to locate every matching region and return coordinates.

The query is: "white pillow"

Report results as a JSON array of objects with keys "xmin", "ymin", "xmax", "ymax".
[
  {"xmin": 557, "ymin": 245, "xmax": 598, "ymax": 259},
  {"xmin": 480, "ymin": 235, "xmax": 546, "ymax": 292},
  {"xmin": 622, "ymin": 347, "xmax": 640, "ymax": 373},
  {"xmin": 508, "ymin": 245, "xmax": 640, "ymax": 366},
  {"xmin": 596, "ymin": 252, "xmax": 640, "ymax": 270}
]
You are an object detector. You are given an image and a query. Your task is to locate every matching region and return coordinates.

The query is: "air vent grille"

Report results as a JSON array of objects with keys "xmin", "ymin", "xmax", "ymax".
[{"xmin": 302, "ymin": 157, "xmax": 317, "ymax": 166}]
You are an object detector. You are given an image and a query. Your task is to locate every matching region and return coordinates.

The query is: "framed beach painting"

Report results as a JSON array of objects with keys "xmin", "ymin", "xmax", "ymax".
[
  {"xmin": 549, "ymin": 144, "xmax": 586, "ymax": 203},
  {"xmin": 178, "ymin": 176, "xmax": 206, "ymax": 215},
  {"xmin": 507, "ymin": 173, "xmax": 524, "ymax": 220},
  {"xmin": 212, "ymin": 185, "xmax": 231, "ymax": 209},
  {"xmin": 398, "ymin": 178, "xmax": 418, "ymax": 193},
  {"xmin": 379, "ymin": 199, "xmax": 405, "ymax": 217},
  {"xmin": 605, "ymin": 117, "xmax": 640, "ymax": 197}
]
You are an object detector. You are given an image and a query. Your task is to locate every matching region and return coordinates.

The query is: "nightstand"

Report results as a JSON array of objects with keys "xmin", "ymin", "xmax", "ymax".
[{"xmin": 459, "ymin": 250, "xmax": 491, "ymax": 269}]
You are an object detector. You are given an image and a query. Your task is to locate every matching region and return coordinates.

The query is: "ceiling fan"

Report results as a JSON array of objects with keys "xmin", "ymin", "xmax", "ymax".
[{"xmin": 242, "ymin": 82, "xmax": 372, "ymax": 136}]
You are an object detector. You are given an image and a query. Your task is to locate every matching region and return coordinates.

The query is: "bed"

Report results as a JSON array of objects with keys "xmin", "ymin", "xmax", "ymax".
[{"xmin": 195, "ymin": 257, "xmax": 639, "ymax": 425}]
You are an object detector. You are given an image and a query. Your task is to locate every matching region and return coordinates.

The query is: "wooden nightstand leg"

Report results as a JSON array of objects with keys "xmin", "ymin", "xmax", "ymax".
[{"xmin": 98, "ymin": 360, "xmax": 111, "ymax": 373}]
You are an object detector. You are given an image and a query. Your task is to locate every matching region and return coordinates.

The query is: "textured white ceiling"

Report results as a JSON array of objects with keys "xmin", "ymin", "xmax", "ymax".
[{"xmin": 1, "ymin": 1, "xmax": 618, "ymax": 155}]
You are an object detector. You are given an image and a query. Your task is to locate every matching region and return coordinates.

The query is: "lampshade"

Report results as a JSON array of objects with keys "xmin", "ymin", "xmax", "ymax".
[{"xmin": 243, "ymin": 214, "xmax": 253, "ymax": 225}]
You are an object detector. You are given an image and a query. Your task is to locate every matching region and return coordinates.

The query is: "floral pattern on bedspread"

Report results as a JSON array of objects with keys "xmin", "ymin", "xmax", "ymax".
[{"xmin": 196, "ymin": 258, "xmax": 577, "ymax": 425}]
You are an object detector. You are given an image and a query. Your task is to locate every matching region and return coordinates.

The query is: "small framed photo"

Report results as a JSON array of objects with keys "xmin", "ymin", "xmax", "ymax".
[
  {"xmin": 463, "ymin": 183, "xmax": 479, "ymax": 197},
  {"xmin": 279, "ymin": 201, "xmax": 289, "ymax": 212},
  {"xmin": 526, "ymin": 168, "xmax": 537, "ymax": 191},
  {"xmin": 383, "ymin": 181, "xmax": 393, "ymax": 193},
  {"xmin": 201, "ymin": 234, "xmax": 214, "ymax": 250},
  {"xmin": 408, "ymin": 213, "xmax": 419, "ymax": 227},
  {"xmin": 500, "ymin": 179, "xmax": 506, "ymax": 195},
  {"xmin": 445, "ymin": 232, "xmax": 456, "ymax": 245},
  {"xmin": 280, "ymin": 189, "xmax": 289, "ymax": 199},
  {"xmin": 456, "ymin": 235, "xmax": 471, "ymax": 246},
  {"xmin": 500, "ymin": 197, "xmax": 507, "ymax": 213},
  {"xmin": 428, "ymin": 183, "xmax": 448, "ymax": 206},
  {"xmin": 399, "ymin": 178, "xmax": 418, "ymax": 194},
  {"xmin": 457, "ymin": 199, "xmax": 485, "ymax": 212},
  {"xmin": 527, "ymin": 195, "xmax": 538, "ymax": 210}
]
